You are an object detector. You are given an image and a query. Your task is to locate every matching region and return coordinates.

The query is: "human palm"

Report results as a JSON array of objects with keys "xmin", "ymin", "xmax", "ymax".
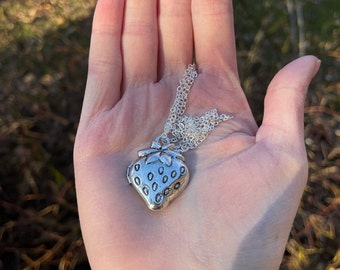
[{"xmin": 74, "ymin": 0, "xmax": 320, "ymax": 269}]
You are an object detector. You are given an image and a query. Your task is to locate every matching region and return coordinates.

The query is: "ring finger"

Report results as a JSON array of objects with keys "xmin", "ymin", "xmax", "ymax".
[{"xmin": 122, "ymin": 0, "xmax": 158, "ymax": 89}]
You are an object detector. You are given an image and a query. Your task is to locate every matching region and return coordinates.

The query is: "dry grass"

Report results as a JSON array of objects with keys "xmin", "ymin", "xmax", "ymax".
[{"xmin": 0, "ymin": 0, "xmax": 339, "ymax": 269}]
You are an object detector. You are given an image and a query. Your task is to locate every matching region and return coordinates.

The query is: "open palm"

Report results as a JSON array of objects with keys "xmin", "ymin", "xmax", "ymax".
[{"xmin": 74, "ymin": 0, "xmax": 320, "ymax": 269}]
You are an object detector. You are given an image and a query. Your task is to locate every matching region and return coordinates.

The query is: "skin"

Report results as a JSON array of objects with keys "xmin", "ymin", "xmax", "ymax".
[{"xmin": 74, "ymin": 0, "xmax": 320, "ymax": 269}]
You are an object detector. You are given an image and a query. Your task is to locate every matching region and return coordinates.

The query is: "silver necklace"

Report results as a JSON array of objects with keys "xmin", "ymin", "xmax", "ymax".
[{"xmin": 127, "ymin": 64, "xmax": 233, "ymax": 211}]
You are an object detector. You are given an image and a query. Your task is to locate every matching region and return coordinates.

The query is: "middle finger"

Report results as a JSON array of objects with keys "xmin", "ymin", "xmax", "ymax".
[{"xmin": 158, "ymin": 0, "xmax": 193, "ymax": 77}]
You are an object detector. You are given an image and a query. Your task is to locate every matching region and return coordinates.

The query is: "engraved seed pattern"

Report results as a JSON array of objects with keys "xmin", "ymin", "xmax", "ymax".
[{"xmin": 127, "ymin": 142, "xmax": 189, "ymax": 211}]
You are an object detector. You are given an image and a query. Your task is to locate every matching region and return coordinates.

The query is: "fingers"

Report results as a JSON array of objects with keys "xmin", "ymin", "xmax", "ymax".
[
  {"xmin": 258, "ymin": 56, "xmax": 321, "ymax": 146},
  {"xmin": 158, "ymin": 0, "xmax": 193, "ymax": 76},
  {"xmin": 82, "ymin": 0, "xmax": 125, "ymax": 118},
  {"xmin": 122, "ymin": 0, "xmax": 158, "ymax": 88},
  {"xmin": 192, "ymin": 0, "xmax": 237, "ymax": 74}
]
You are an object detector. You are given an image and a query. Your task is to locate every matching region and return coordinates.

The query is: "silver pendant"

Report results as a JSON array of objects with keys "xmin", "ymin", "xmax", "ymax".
[
  {"xmin": 127, "ymin": 140, "xmax": 189, "ymax": 211},
  {"xmin": 126, "ymin": 64, "xmax": 233, "ymax": 211}
]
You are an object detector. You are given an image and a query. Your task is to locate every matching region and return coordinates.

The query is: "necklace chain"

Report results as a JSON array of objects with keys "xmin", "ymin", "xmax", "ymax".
[{"xmin": 159, "ymin": 64, "xmax": 233, "ymax": 153}]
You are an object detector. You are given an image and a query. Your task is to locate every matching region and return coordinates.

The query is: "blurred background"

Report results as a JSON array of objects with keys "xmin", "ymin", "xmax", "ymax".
[{"xmin": 0, "ymin": 0, "xmax": 338, "ymax": 269}]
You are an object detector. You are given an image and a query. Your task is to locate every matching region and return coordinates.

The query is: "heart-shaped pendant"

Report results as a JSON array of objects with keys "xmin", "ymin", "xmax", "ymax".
[{"xmin": 127, "ymin": 140, "xmax": 189, "ymax": 211}]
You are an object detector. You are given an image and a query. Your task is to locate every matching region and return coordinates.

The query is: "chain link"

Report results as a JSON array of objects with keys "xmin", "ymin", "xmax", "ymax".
[{"xmin": 159, "ymin": 64, "xmax": 233, "ymax": 153}]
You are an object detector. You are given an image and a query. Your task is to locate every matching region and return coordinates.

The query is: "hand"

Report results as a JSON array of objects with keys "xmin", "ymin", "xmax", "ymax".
[{"xmin": 74, "ymin": 0, "xmax": 320, "ymax": 269}]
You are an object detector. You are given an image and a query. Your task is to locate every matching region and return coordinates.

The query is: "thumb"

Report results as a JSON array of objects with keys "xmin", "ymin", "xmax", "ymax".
[{"xmin": 257, "ymin": 55, "xmax": 320, "ymax": 146}]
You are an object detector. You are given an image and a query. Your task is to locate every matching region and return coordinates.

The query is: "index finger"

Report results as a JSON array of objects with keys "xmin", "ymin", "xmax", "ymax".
[{"xmin": 192, "ymin": 0, "xmax": 237, "ymax": 74}]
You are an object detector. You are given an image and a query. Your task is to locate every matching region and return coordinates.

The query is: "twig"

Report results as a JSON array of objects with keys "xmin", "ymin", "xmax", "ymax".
[
  {"xmin": 286, "ymin": 0, "xmax": 298, "ymax": 55},
  {"xmin": 286, "ymin": 0, "xmax": 306, "ymax": 56},
  {"xmin": 295, "ymin": 0, "xmax": 306, "ymax": 55}
]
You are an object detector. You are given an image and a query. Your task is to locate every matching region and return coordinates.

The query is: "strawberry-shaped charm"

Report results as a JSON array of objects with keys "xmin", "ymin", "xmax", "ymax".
[
  {"xmin": 125, "ymin": 64, "xmax": 233, "ymax": 211},
  {"xmin": 127, "ymin": 140, "xmax": 189, "ymax": 211}
]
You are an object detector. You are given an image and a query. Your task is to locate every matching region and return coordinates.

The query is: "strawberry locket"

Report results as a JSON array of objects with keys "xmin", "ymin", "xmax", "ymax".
[
  {"xmin": 127, "ymin": 139, "xmax": 189, "ymax": 211},
  {"xmin": 126, "ymin": 64, "xmax": 233, "ymax": 211}
]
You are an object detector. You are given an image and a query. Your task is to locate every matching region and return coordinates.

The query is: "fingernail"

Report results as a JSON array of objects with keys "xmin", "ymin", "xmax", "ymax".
[{"xmin": 314, "ymin": 58, "xmax": 321, "ymax": 73}]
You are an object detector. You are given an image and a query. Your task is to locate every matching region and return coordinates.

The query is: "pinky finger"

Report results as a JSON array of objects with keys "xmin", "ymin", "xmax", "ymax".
[{"xmin": 81, "ymin": 0, "xmax": 125, "ymax": 120}]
